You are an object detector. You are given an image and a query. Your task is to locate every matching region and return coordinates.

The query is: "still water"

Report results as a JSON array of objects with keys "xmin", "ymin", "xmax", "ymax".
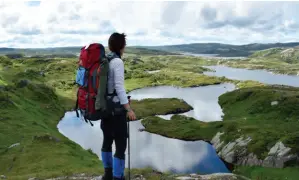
[
  {"xmin": 58, "ymin": 112, "xmax": 229, "ymax": 174},
  {"xmin": 128, "ymin": 83, "xmax": 235, "ymax": 122},
  {"xmin": 58, "ymin": 84, "xmax": 235, "ymax": 174},
  {"xmin": 204, "ymin": 65, "xmax": 299, "ymax": 87}
]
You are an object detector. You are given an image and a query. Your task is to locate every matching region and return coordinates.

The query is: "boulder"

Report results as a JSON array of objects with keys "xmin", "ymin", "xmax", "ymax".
[{"xmin": 262, "ymin": 141, "xmax": 299, "ymax": 168}]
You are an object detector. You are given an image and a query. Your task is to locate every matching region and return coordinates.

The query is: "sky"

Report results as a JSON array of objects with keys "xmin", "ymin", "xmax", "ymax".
[{"xmin": 1, "ymin": 0, "xmax": 299, "ymax": 48}]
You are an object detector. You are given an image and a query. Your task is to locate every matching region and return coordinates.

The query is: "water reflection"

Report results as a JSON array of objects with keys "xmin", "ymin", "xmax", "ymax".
[
  {"xmin": 58, "ymin": 111, "xmax": 230, "ymax": 174},
  {"xmin": 204, "ymin": 65, "xmax": 299, "ymax": 87},
  {"xmin": 128, "ymin": 83, "xmax": 235, "ymax": 122}
]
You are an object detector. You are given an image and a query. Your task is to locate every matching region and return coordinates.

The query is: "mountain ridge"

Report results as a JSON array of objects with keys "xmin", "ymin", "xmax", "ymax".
[{"xmin": 2, "ymin": 42, "xmax": 299, "ymax": 57}]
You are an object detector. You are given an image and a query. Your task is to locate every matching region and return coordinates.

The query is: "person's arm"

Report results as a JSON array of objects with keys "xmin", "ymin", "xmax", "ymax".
[
  {"xmin": 112, "ymin": 58, "xmax": 136, "ymax": 120},
  {"xmin": 112, "ymin": 58, "xmax": 130, "ymax": 109}
]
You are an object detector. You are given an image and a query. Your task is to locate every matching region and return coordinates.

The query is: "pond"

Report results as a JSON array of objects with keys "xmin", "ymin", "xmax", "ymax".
[
  {"xmin": 58, "ymin": 112, "xmax": 230, "ymax": 174},
  {"xmin": 128, "ymin": 83, "xmax": 235, "ymax": 122},
  {"xmin": 204, "ymin": 65, "xmax": 299, "ymax": 87},
  {"xmin": 58, "ymin": 83, "xmax": 235, "ymax": 174}
]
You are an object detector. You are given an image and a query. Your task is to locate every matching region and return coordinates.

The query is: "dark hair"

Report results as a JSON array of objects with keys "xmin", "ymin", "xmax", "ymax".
[{"xmin": 108, "ymin": 32, "xmax": 126, "ymax": 53}]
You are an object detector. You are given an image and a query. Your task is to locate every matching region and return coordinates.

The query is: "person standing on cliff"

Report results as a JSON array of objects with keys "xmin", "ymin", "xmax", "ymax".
[{"xmin": 101, "ymin": 32, "xmax": 136, "ymax": 180}]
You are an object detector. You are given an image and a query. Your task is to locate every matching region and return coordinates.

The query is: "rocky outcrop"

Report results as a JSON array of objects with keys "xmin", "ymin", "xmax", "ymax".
[
  {"xmin": 43, "ymin": 173, "xmax": 248, "ymax": 180},
  {"xmin": 262, "ymin": 142, "xmax": 298, "ymax": 168},
  {"xmin": 211, "ymin": 132, "xmax": 299, "ymax": 168},
  {"xmin": 175, "ymin": 173, "xmax": 249, "ymax": 180}
]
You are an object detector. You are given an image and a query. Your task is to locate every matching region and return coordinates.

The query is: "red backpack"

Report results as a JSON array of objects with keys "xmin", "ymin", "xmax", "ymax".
[{"xmin": 74, "ymin": 43, "xmax": 106, "ymax": 126}]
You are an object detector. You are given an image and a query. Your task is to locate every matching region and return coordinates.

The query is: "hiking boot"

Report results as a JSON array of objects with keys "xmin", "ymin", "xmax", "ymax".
[
  {"xmin": 113, "ymin": 177, "xmax": 125, "ymax": 180},
  {"xmin": 101, "ymin": 151, "xmax": 113, "ymax": 180},
  {"xmin": 113, "ymin": 157, "xmax": 125, "ymax": 180},
  {"xmin": 102, "ymin": 168, "xmax": 113, "ymax": 180}
]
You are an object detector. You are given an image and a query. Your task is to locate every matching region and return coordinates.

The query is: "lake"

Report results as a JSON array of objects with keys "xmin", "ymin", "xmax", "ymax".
[
  {"xmin": 204, "ymin": 65, "xmax": 299, "ymax": 87},
  {"xmin": 57, "ymin": 83, "xmax": 235, "ymax": 174}
]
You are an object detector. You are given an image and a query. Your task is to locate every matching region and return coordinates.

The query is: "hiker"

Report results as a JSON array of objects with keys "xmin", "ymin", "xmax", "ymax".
[{"xmin": 101, "ymin": 32, "xmax": 136, "ymax": 180}]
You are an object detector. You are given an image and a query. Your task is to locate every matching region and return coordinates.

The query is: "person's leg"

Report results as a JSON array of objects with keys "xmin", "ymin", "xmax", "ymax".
[
  {"xmin": 112, "ymin": 114, "xmax": 128, "ymax": 179},
  {"xmin": 101, "ymin": 117, "xmax": 114, "ymax": 180}
]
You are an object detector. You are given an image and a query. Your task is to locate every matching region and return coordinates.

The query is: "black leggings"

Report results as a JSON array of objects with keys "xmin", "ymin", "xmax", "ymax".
[{"xmin": 101, "ymin": 113, "xmax": 128, "ymax": 159}]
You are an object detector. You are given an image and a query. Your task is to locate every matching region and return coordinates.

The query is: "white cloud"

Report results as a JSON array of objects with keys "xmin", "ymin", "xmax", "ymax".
[{"xmin": 1, "ymin": 1, "xmax": 299, "ymax": 48}]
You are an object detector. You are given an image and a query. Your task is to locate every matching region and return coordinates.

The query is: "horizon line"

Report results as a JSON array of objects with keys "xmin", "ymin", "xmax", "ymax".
[{"xmin": 1, "ymin": 41, "xmax": 299, "ymax": 49}]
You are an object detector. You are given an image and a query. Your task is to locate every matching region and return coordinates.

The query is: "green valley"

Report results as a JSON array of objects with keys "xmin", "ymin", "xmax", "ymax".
[{"xmin": 1, "ymin": 45, "xmax": 299, "ymax": 180}]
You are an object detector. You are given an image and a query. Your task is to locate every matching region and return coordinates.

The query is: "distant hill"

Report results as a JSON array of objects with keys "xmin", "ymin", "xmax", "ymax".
[
  {"xmin": 250, "ymin": 46, "xmax": 299, "ymax": 63},
  {"xmin": 2, "ymin": 42, "xmax": 299, "ymax": 57},
  {"xmin": 0, "ymin": 46, "xmax": 177, "ymax": 56},
  {"xmin": 139, "ymin": 42, "xmax": 299, "ymax": 57}
]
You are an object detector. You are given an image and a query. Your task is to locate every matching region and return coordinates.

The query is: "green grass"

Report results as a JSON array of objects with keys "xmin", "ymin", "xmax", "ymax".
[
  {"xmin": 218, "ymin": 85, "xmax": 299, "ymax": 157},
  {"xmin": 141, "ymin": 115, "xmax": 222, "ymax": 141},
  {"xmin": 233, "ymin": 166, "xmax": 299, "ymax": 180},
  {"xmin": 131, "ymin": 98, "xmax": 193, "ymax": 120}
]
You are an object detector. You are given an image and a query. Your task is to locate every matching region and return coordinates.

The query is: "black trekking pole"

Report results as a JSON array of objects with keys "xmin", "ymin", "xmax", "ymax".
[
  {"xmin": 127, "ymin": 116, "xmax": 130, "ymax": 180},
  {"xmin": 127, "ymin": 96, "xmax": 131, "ymax": 180}
]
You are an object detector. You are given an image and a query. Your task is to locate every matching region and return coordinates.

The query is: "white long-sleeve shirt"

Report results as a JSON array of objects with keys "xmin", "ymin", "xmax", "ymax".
[{"xmin": 107, "ymin": 57, "xmax": 128, "ymax": 105}]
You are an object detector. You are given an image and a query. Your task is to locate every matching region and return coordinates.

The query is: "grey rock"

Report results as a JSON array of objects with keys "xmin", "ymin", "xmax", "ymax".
[
  {"xmin": 271, "ymin": 101, "xmax": 278, "ymax": 106},
  {"xmin": 219, "ymin": 142, "xmax": 236, "ymax": 158},
  {"xmin": 133, "ymin": 174, "xmax": 146, "ymax": 180},
  {"xmin": 211, "ymin": 132, "xmax": 224, "ymax": 150},
  {"xmin": 28, "ymin": 178, "xmax": 39, "ymax": 180},
  {"xmin": 278, "ymin": 147, "xmax": 291, "ymax": 157},
  {"xmin": 223, "ymin": 151, "xmax": 235, "ymax": 163},
  {"xmin": 0, "ymin": 175, "xmax": 6, "ymax": 179},
  {"xmin": 175, "ymin": 173, "xmax": 250, "ymax": 180},
  {"xmin": 8, "ymin": 143, "xmax": 20, "ymax": 149},
  {"xmin": 240, "ymin": 153, "xmax": 262, "ymax": 166},
  {"xmin": 40, "ymin": 71, "xmax": 45, "ymax": 77},
  {"xmin": 268, "ymin": 142, "xmax": 289, "ymax": 156}
]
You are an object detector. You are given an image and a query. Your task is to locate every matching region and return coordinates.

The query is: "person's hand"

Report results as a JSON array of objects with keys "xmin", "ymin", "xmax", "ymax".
[{"xmin": 127, "ymin": 110, "xmax": 136, "ymax": 121}]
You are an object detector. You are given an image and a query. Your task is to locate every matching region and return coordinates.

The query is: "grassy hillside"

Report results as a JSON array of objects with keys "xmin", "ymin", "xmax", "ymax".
[
  {"xmin": 0, "ymin": 54, "xmax": 208, "ymax": 179},
  {"xmin": 0, "ymin": 52, "xmax": 241, "ymax": 179},
  {"xmin": 250, "ymin": 46, "xmax": 299, "ymax": 63},
  {"xmin": 215, "ymin": 46, "xmax": 299, "ymax": 75}
]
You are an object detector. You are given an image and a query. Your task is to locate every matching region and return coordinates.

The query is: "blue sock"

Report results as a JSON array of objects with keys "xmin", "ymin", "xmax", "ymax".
[
  {"xmin": 113, "ymin": 157, "xmax": 125, "ymax": 178},
  {"xmin": 101, "ymin": 151, "xmax": 112, "ymax": 168}
]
